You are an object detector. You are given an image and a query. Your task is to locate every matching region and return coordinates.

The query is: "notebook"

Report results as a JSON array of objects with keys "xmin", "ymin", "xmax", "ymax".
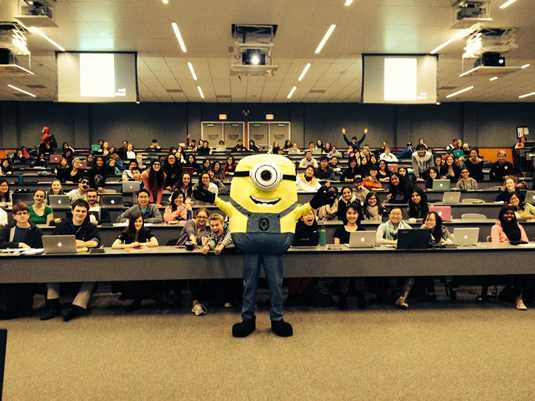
[
  {"xmin": 441, "ymin": 191, "xmax": 461, "ymax": 204},
  {"xmin": 100, "ymin": 194, "xmax": 123, "ymax": 207},
  {"xmin": 49, "ymin": 154, "xmax": 63, "ymax": 164},
  {"xmin": 453, "ymin": 227, "xmax": 480, "ymax": 246},
  {"xmin": 292, "ymin": 230, "xmax": 319, "ymax": 247},
  {"xmin": 49, "ymin": 195, "xmax": 71, "ymax": 209},
  {"xmin": 42, "ymin": 235, "xmax": 78, "ymax": 254},
  {"xmin": 432, "ymin": 179, "xmax": 451, "ymax": 192},
  {"xmin": 397, "ymin": 229, "xmax": 430, "ymax": 250},
  {"xmin": 122, "ymin": 181, "xmax": 141, "ymax": 193},
  {"xmin": 429, "ymin": 206, "xmax": 452, "ymax": 221},
  {"xmin": 345, "ymin": 231, "xmax": 376, "ymax": 248},
  {"xmin": 12, "ymin": 192, "xmax": 34, "ymax": 205}
]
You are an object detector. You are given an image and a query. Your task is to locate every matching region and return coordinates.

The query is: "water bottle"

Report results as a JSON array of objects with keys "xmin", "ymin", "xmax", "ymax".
[
  {"xmin": 187, "ymin": 209, "xmax": 192, "ymax": 220},
  {"xmin": 319, "ymin": 225, "xmax": 327, "ymax": 248},
  {"xmin": 18, "ymin": 173, "xmax": 23, "ymax": 184},
  {"xmin": 132, "ymin": 190, "xmax": 138, "ymax": 205}
]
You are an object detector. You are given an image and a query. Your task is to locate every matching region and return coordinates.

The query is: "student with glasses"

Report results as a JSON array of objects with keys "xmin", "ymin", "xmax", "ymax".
[
  {"xmin": 116, "ymin": 189, "xmax": 163, "ymax": 224},
  {"xmin": 67, "ymin": 176, "xmax": 91, "ymax": 203}
]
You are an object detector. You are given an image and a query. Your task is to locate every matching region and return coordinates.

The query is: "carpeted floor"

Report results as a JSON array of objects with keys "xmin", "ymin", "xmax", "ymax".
[{"xmin": 1, "ymin": 285, "xmax": 535, "ymax": 401}]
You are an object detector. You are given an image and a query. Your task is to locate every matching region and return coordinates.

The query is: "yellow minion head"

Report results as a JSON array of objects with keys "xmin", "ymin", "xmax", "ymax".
[{"xmin": 230, "ymin": 154, "xmax": 297, "ymax": 214}]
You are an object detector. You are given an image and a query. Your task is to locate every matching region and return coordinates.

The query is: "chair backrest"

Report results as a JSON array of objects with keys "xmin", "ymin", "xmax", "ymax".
[
  {"xmin": 461, "ymin": 198, "xmax": 484, "ymax": 204},
  {"xmin": 461, "ymin": 213, "xmax": 487, "ymax": 220}
]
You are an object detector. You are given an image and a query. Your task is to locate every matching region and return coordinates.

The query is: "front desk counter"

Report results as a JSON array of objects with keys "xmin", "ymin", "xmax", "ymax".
[{"xmin": 1, "ymin": 243, "xmax": 535, "ymax": 284}]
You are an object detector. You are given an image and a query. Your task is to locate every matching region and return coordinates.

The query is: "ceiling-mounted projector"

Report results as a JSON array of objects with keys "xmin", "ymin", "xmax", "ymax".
[{"xmin": 474, "ymin": 52, "xmax": 505, "ymax": 68}]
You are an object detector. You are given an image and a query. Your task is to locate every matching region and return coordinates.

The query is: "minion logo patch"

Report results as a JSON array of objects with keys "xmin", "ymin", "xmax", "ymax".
[{"xmin": 258, "ymin": 218, "xmax": 270, "ymax": 231}]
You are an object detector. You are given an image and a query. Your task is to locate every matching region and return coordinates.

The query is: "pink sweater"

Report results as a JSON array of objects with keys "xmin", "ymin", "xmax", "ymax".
[
  {"xmin": 491, "ymin": 221, "xmax": 528, "ymax": 243},
  {"xmin": 142, "ymin": 170, "xmax": 166, "ymax": 205}
]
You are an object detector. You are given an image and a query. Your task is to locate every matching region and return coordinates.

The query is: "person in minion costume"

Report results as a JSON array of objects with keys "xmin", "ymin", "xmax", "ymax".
[{"xmin": 194, "ymin": 154, "xmax": 334, "ymax": 337}]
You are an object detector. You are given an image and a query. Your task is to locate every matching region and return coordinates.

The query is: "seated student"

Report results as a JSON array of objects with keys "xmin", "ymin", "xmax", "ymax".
[
  {"xmin": 86, "ymin": 188, "xmax": 111, "ymax": 225},
  {"xmin": 318, "ymin": 187, "xmax": 339, "ymax": 220},
  {"xmin": 424, "ymin": 167, "xmax": 440, "ymax": 190},
  {"xmin": 68, "ymin": 176, "xmax": 91, "ymax": 203},
  {"xmin": 456, "ymin": 167, "xmax": 479, "ymax": 191},
  {"xmin": 491, "ymin": 206, "xmax": 530, "ymax": 310},
  {"xmin": 193, "ymin": 172, "xmax": 218, "ymax": 204},
  {"xmin": 407, "ymin": 187, "xmax": 429, "ymax": 219},
  {"xmin": 164, "ymin": 190, "xmax": 192, "ymax": 222},
  {"xmin": 116, "ymin": 189, "xmax": 163, "ymax": 223},
  {"xmin": 379, "ymin": 145, "xmax": 398, "ymax": 163},
  {"xmin": 397, "ymin": 142, "xmax": 415, "ymax": 159},
  {"xmin": 377, "ymin": 160, "xmax": 391, "ymax": 182},
  {"xmin": 0, "ymin": 202, "xmax": 44, "ymax": 317},
  {"xmin": 329, "ymin": 156, "xmax": 342, "ymax": 174},
  {"xmin": 130, "ymin": 167, "xmax": 145, "ymax": 191},
  {"xmin": 1, "ymin": 159, "xmax": 13, "ymax": 175},
  {"xmin": 340, "ymin": 157, "xmax": 362, "ymax": 182},
  {"xmin": 299, "ymin": 151, "xmax": 318, "ymax": 169},
  {"xmin": 316, "ymin": 156, "xmax": 335, "ymax": 181},
  {"xmin": 495, "ymin": 176, "xmax": 526, "ymax": 203},
  {"xmin": 29, "ymin": 189, "xmax": 54, "ymax": 225},
  {"xmin": 31, "ymin": 153, "xmax": 48, "ymax": 168},
  {"xmin": 232, "ymin": 139, "xmax": 247, "ymax": 152},
  {"xmin": 0, "ymin": 179, "xmax": 13, "ymax": 209},
  {"xmin": 176, "ymin": 208, "xmax": 211, "ymax": 316},
  {"xmin": 352, "ymin": 176, "xmax": 369, "ymax": 205},
  {"xmin": 490, "ymin": 150, "xmax": 513, "ymax": 181},
  {"xmin": 296, "ymin": 165, "xmax": 321, "ymax": 192},
  {"xmin": 440, "ymin": 154, "xmax": 461, "ymax": 180},
  {"xmin": 337, "ymin": 185, "xmax": 358, "ymax": 221},
  {"xmin": 397, "ymin": 166, "xmax": 409, "ymax": 179},
  {"xmin": 197, "ymin": 140, "xmax": 212, "ymax": 156},
  {"xmin": 509, "ymin": 191, "xmax": 535, "ymax": 219},
  {"xmin": 163, "ymin": 154, "xmax": 182, "ymax": 190},
  {"xmin": 222, "ymin": 156, "xmax": 237, "ymax": 175},
  {"xmin": 248, "ymin": 140, "xmax": 260, "ymax": 153},
  {"xmin": 185, "ymin": 154, "xmax": 202, "ymax": 175},
  {"xmin": 385, "ymin": 173, "xmax": 412, "ymax": 204},
  {"xmin": 60, "ymin": 158, "xmax": 85, "ymax": 184},
  {"xmin": 146, "ymin": 139, "xmax": 162, "ymax": 152},
  {"xmin": 173, "ymin": 172, "xmax": 193, "ymax": 201},
  {"xmin": 464, "ymin": 149, "xmax": 484, "ymax": 181},
  {"xmin": 122, "ymin": 160, "xmax": 138, "ymax": 181},
  {"xmin": 208, "ymin": 169, "xmax": 226, "ymax": 194},
  {"xmin": 87, "ymin": 156, "xmax": 107, "ymax": 192},
  {"xmin": 41, "ymin": 199, "xmax": 101, "ymax": 322},
  {"xmin": 333, "ymin": 203, "xmax": 366, "ymax": 310},
  {"xmin": 45, "ymin": 179, "xmax": 64, "ymax": 206},
  {"xmin": 112, "ymin": 211, "xmax": 159, "ymax": 311},
  {"xmin": 363, "ymin": 165, "xmax": 382, "ymax": 190},
  {"xmin": 363, "ymin": 190, "xmax": 387, "ymax": 222},
  {"xmin": 376, "ymin": 208, "xmax": 414, "ymax": 309},
  {"xmin": 106, "ymin": 158, "xmax": 121, "ymax": 176}
]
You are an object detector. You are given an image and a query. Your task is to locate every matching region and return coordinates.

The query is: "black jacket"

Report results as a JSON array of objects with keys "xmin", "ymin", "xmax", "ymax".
[
  {"xmin": 0, "ymin": 221, "xmax": 44, "ymax": 249},
  {"xmin": 52, "ymin": 217, "xmax": 101, "ymax": 245}
]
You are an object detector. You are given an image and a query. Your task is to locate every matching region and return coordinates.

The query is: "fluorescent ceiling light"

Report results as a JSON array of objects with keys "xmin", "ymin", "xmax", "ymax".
[
  {"xmin": 287, "ymin": 86, "xmax": 297, "ymax": 99},
  {"xmin": 519, "ymin": 92, "xmax": 535, "ymax": 99},
  {"xmin": 315, "ymin": 24, "xmax": 336, "ymax": 54},
  {"xmin": 28, "ymin": 27, "xmax": 65, "ymax": 51},
  {"xmin": 171, "ymin": 23, "xmax": 187, "ymax": 52},
  {"xmin": 446, "ymin": 86, "xmax": 474, "ymax": 98},
  {"xmin": 187, "ymin": 62, "xmax": 197, "ymax": 80},
  {"xmin": 489, "ymin": 77, "xmax": 498, "ymax": 81},
  {"xmin": 430, "ymin": 28, "xmax": 475, "ymax": 54},
  {"xmin": 522, "ymin": 64, "xmax": 530, "ymax": 69},
  {"xmin": 298, "ymin": 63, "xmax": 311, "ymax": 81},
  {"xmin": 7, "ymin": 84, "xmax": 36, "ymax": 97},
  {"xmin": 197, "ymin": 86, "xmax": 204, "ymax": 99},
  {"xmin": 500, "ymin": 0, "xmax": 516, "ymax": 9},
  {"xmin": 344, "ymin": 0, "xmax": 353, "ymax": 6},
  {"xmin": 162, "ymin": 0, "xmax": 169, "ymax": 3}
]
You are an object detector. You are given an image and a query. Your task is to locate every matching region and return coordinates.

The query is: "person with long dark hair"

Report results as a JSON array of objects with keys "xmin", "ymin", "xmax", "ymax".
[
  {"xmin": 386, "ymin": 173, "xmax": 412, "ymax": 203},
  {"xmin": 223, "ymin": 156, "xmax": 237, "ymax": 175},
  {"xmin": 0, "ymin": 179, "xmax": 12, "ymax": 208},
  {"xmin": 185, "ymin": 154, "xmax": 201, "ymax": 175},
  {"xmin": 142, "ymin": 159, "xmax": 166, "ymax": 206},
  {"xmin": 87, "ymin": 156, "xmax": 107, "ymax": 192},
  {"xmin": 363, "ymin": 190, "xmax": 387, "ymax": 221},
  {"xmin": 163, "ymin": 153, "xmax": 182, "ymax": 191},
  {"xmin": 1, "ymin": 159, "xmax": 13, "ymax": 175},
  {"xmin": 407, "ymin": 186, "xmax": 429, "ymax": 219},
  {"xmin": 340, "ymin": 157, "xmax": 362, "ymax": 182},
  {"xmin": 163, "ymin": 190, "xmax": 192, "ymax": 222},
  {"xmin": 60, "ymin": 157, "xmax": 85, "ymax": 184}
]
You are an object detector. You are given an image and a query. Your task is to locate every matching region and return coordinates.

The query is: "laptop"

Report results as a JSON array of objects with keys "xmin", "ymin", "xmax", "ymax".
[
  {"xmin": 49, "ymin": 195, "xmax": 71, "ymax": 209},
  {"xmin": 292, "ymin": 230, "xmax": 319, "ymax": 247},
  {"xmin": 182, "ymin": 166, "xmax": 193, "ymax": 176},
  {"xmin": 525, "ymin": 191, "xmax": 535, "ymax": 203},
  {"xmin": 453, "ymin": 227, "xmax": 480, "ymax": 246},
  {"xmin": 214, "ymin": 145, "xmax": 226, "ymax": 152},
  {"xmin": 397, "ymin": 229, "xmax": 430, "ymax": 250},
  {"xmin": 49, "ymin": 154, "xmax": 63, "ymax": 164},
  {"xmin": 429, "ymin": 205, "xmax": 452, "ymax": 221},
  {"xmin": 432, "ymin": 179, "xmax": 451, "ymax": 192},
  {"xmin": 79, "ymin": 160, "xmax": 88, "ymax": 169},
  {"xmin": 42, "ymin": 235, "xmax": 78, "ymax": 254},
  {"xmin": 387, "ymin": 163, "xmax": 399, "ymax": 173},
  {"xmin": 312, "ymin": 148, "xmax": 322, "ymax": 155},
  {"xmin": 100, "ymin": 194, "xmax": 123, "ymax": 207},
  {"xmin": 288, "ymin": 148, "xmax": 300, "ymax": 155},
  {"xmin": 122, "ymin": 181, "xmax": 141, "ymax": 193},
  {"xmin": 91, "ymin": 144, "xmax": 101, "ymax": 152},
  {"xmin": 345, "ymin": 231, "xmax": 376, "ymax": 248},
  {"xmin": 441, "ymin": 191, "xmax": 461, "ymax": 204},
  {"xmin": 12, "ymin": 192, "xmax": 34, "ymax": 205}
]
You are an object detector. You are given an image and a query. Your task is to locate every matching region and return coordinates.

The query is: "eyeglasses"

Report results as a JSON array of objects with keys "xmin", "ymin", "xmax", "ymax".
[
  {"xmin": 81, "ymin": 180, "xmax": 90, "ymax": 184},
  {"xmin": 15, "ymin": 211, "xmax": 29, "ymax": 216},
  {"xmin": 197, "ymin": 215, "xmax": 207, "ymax": 219}
]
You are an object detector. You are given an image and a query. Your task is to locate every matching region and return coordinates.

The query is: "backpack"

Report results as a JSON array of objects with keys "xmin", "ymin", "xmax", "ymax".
[{"xmin": 48, "ymin": 134, "xmax": 58, "ymax": 148}]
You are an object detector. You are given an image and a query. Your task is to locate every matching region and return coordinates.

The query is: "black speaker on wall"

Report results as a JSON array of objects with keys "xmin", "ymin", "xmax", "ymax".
[{"xmin": 0, "ymin": 49, "xmax": 14, "ymax": 65}]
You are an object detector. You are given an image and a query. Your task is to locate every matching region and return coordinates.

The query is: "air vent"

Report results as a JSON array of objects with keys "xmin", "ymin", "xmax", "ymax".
[
  {"xmin": 439, "ymin": 86, "xmax": 457, "ymax": 90},
  {"xmin": 309, "ymin": 90, "xmax": 325, "ymax": 94},
  {"xmin": 166, "ymin": 89, "xmax": 183, "ymax": 93},
  {"xmin": 216, "ymin": 95, "xmax": 231, "ymax": 101},
  {"xmin": 26, "ymin": 84, "xmax": 46, "ymax": 89}
]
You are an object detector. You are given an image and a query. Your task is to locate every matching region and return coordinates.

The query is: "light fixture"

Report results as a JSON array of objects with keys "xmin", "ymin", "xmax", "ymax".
[
  {"xmin": 489, "ymin": 77, "xmax": 498, "ymax": 81},
  {"xmin": 298, "ymin": 63, "xmax": 311, "ymax": 81},
  {"xmin": 242, "ymin": 49, "xmax": 265, "ymax": 65},
  {"xmin": 315, "ymin": 24, "xmax": 336, "ymax": 54},
  {"xmin": 219, "ymin": 114, "xmax": 227, "ymax": 120},
  {"xmin": 500, "ymin": 0, "xmax": 516, "ymax": 9},
  {"xmin": 446, "ymin": 86, "xmax": 474, "ymax": 98},
  {"xmin": 171, "ymin": 23, "xmax": 187, "ymax": 53},
  {"xmin": 197, "ymin": 86, "xmax": 204, "ymax": 99},
  {"xmin": 266, "ymin": 114, "xmax": 274, "ymax": 120},
  {"xmin": 162, "ymin": 0, "xmax": 169, "ymax": 3},
  {"xmin": 7, "ymin": 84, "xmax": 36, "ymax": 97},
  {"xmin": 287, "ymin": 86, "xmax": 297, "ymax": 99},
  {"xmin": 519, "ymin": 92, "xmax": 535, "ymax": 99},
  {"xmin": 28, "ymin": 27, "xmax": 65, "ymax": 51},
  {"xmin": 187, "ymin": 62, "xmax": 197, "ymax": 80},
  {"xmin": 522, "ymin": 64, "xmax": 530, "ymax": 69},
  {"xmin": 344, "ymin": 0, "xmax": 353, "ymax": 6},
  {"xmin": 430, "ymin": 27, "xmax": 476, "ymax": 54}
]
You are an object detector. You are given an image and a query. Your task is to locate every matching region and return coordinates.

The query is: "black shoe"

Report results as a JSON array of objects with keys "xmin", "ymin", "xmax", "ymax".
[
  {"xmin": 448, "ymin": 282, "xmax": 457, "ymax": 301},
  {"xmin": 426, "ymin": 293, "xmax": 437, "ymax": 302},
  {"xmin": 338, "ymin": 295, "xmax": 348, "ymax": 311},
  {"xmin": 271, "ymin": 319, "xmax": 293, "ymax": 337},
  {"xmin": 232, "ymin": 318, "xmax": 256, "ymax": 338},
  {"xmin": 124, "ymin": 299, "xmax": 142, "ymax": 312},
  {"xmin": 62, "ymin": 305, "xmax": 85, "ymax": 322},
  {"xmin": 40, "ymin": 300, "xmax": 60, "ymax": 321}
]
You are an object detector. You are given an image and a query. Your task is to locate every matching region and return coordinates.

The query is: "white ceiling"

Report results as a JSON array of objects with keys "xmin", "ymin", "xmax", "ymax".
[{"xmin": 0, "ymin": 0, "xmax": 534, "ymax": 103}]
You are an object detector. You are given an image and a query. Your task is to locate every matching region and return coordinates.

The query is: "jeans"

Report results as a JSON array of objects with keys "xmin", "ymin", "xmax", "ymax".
[{"xmin": 241, "ymin": 253, "xmax": 284, "ymax": 321}]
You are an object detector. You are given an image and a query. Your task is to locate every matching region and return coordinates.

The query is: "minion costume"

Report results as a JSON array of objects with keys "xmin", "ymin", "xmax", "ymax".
[{"xmin": 194, "ymin": 154, "xmax": 334, "ymax": 337}]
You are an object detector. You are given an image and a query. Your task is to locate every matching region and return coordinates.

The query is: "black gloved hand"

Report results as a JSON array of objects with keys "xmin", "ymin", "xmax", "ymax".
[
  {"xmin": 310, "ymin": 185, "xmax": 336, "ymax": 209},
  {"xmin": 193, "ymin": 187, "xmax": 216, "ymax": 204}
]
